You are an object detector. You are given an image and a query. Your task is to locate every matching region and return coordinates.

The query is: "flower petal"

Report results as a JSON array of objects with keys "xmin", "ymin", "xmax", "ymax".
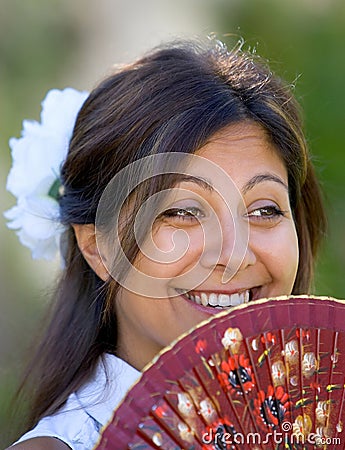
[{"xmin": 4, "ymin": 88, "xmax": 87, "ymax": 260}]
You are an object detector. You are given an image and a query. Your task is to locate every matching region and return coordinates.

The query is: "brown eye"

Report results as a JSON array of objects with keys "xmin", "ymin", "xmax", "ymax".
[
  {"xmin": 246, "ymin": 205, "xmax": 286, "ymax": 221},
  {"xmin": 161, "ymin": 207, "xmax": 205, "ymax": 221}
]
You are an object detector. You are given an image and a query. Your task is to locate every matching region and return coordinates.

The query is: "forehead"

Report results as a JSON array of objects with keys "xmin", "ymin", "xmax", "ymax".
[
  {"xmin": 194, "ymin": 121, "xmax": 288, "ymax": 187},
  {"xmin": 200, "ymin": 121, "xmax": 278, "ymax": 158}
]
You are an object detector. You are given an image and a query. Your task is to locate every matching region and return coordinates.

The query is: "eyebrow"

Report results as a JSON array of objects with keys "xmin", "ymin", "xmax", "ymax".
[
  {"xmin": 173, "ymin": 174, "xmax": 214, "ymax": 192},
  {"xmin": 241, "ymin": 173, "xmax": 288, "ymax": 195},
  {"xmin": 175, "ymin": 173, "xmax": 288, "ymax": 195}
]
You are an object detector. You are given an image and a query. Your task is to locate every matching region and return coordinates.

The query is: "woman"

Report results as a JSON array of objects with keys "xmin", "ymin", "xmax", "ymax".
[{"xmin": 8, "ymin": 38, "xmax": 326, "ymax": 449}]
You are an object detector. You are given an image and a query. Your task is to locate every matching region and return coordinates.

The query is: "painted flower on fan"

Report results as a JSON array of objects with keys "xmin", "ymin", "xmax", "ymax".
[
  {"xmin": 315, "ymin": 400, "xmax": 330, "ymax": 425},
  {"xmin": 331, "ymin": 350, "xmax": 339, "ymax": 365},
  {"xmin": 199, "ymin": 398, "xmax": 217, "ymax": 424},
  {"xmin": 271, "ymin": 360, "xmax": 286, "ymax": 386},
  {"xmin": 302, "ymin": 352, "xmax": 317, "ymax": 378},
  {"xmin": 292, "ymin": 414, "xmax": 312, "ymax": 440},
  {"xmin": 251, "ymin": 337, "xmax": 259, "ymax": 351},
  {"xmin": 284, "ymin": 340, "xmax": 299, "ymax": 364},
  {"xmin": 5, "ymin": 88, "xmax": 89, "ymax": 260},
  {"xmin": 252, "ymin": 385, "xmax": 291, "ymax": 431},
  {"xmin": 261, "ymin": 332, "xmax": 276, "ymax": 346},
  {"xmin": 309, "ymin": 381, "xmax": 321, "ymax": 393},
  {"xmin": 151, "ymin": 432, "xmax": 163, "ymax": 446},
  {"xmin": 195, "ymin": 338, "xmax": 208, "ymax": 354},
  {"xmin": 177, "ymin": 422, "xmax": 194, "ymax": 444},
  {"xmin": 221, "ymin": 328, "xmax": 243, "ymax": 353},
  {"xmin": 296, "ymin": 328, "xmax": 311, "ymax": 341},
  {"xmin": 177, "ymin": 392, "xmax": 195, "ymax": 417},
  {"xmin": 152, "ymin": 402, "xmax": 169, "ymax": 418},
  {"xmin": 218, "ymin": 354, "xmax": 255, "ymax": 395},
  {"xmin": 202, "ymin": 418, "xmax": 236, "ymax": 450}
]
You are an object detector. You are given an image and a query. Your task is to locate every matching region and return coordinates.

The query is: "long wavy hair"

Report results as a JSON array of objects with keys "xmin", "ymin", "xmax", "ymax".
[{"xmin": 16, "ymin": 38, "xmax": 326, "ymax": 433}]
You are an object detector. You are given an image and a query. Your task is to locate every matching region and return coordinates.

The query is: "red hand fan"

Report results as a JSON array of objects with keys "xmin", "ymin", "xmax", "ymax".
[{"xmin": 95, "ymin": 295, "xmax": 345, "ymax": 449}]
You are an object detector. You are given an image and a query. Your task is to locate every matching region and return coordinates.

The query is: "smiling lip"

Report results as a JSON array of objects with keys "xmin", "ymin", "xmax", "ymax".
[{"xmin": 175, "ymin": 287, "xmax": 261, "ymax": 312}]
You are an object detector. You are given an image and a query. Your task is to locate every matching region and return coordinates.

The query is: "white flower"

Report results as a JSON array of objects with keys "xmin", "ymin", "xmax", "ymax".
[
  {"xmin": 5, "ymin": 88, "xmax": 89, "ymax": 260},
  {"xmin": 177, "ymin": 392, "xmax": 194, "ymax": 417},
  {"xmin": 221, "ymin": 327, "xmax": 243, "ymax": 353},
  {"xmin": 199, "ymin": 398, "xmax": 217, "ymax": 423}
]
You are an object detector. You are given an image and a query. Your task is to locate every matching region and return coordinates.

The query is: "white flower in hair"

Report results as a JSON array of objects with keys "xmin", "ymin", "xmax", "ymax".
[{"xmin": 5, "ymin": 88, "xmax": 89, "ymax": 260}]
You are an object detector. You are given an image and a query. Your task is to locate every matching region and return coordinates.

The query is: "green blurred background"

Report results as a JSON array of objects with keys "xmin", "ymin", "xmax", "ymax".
[{"xmin": 1, "ymin": 0, "xmax": 344, "ymax": 446}]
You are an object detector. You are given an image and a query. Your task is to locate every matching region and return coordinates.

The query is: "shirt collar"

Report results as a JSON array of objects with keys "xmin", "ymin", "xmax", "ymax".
[{"xmin": 75, "ymin": 353, "xmax": 141, "ymax": 426}]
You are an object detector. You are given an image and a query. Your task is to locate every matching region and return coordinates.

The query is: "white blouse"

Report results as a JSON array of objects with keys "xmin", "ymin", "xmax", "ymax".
[{"xmin": 12, "ymin": 354, "xmax": 140, "ymax": 450}]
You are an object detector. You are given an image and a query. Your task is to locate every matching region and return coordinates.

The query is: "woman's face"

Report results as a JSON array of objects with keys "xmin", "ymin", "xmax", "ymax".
[{"xmin": 115, "ymin": 121, "xmax": 299, "ymax": 370}]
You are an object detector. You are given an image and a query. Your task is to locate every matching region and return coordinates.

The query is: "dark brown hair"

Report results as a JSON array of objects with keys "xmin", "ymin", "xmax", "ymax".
[{"xmin": 17, "ymin": 38, "xmax": 326, "ymax": 432}]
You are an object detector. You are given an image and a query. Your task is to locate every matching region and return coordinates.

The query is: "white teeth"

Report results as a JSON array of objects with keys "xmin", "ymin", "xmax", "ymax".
[
  {"xmin": 219, "ymin": 294, "xmax": 230, "ymax": 307},
  {"xmin": 179, "ymin": 289, "xmax": 251, "ymax": 309},
  {"xmin": 201, "ymin": 293, "xmax": 208, "ymax": 306},
  {"xmin": 231, "ymin": 292, "xmax": 241, "ymax": 306},
  {"xmin": 208, "ymin": 293, "xmax": 218, "ymax": 306},
  {"xmin": 244, "ymin": 290, "xmax": 250, "ymax": 303}
]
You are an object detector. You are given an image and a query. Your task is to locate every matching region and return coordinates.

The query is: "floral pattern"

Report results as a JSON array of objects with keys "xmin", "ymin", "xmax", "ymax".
[
  {"xmin": 98, "ymin": 300, "xmax": 345, "ymax": 449},
  {"xmin": 292, "ymin": 414, "xmax": 312, "ymax": 439},
  {"xmin": 284, "ymin": 339, "xmax": 299, "ymax": 363},
  {"xmin": 132, "ymin": 323, "xmax": 342, "ymax": 449},
  {"xmin": 302, "ymin": 351, "xmax": 317, "ymax": 377},
  {"xmin": 271, "ymin": 360, "xmax": 286, "ymax": 386},
  {"xmin": 252, "ymin": 385, "xmax": 291, "ymax": 431},
  {"xmin": 218, "ymin": 354, "xmax": 255, "ymax": 395},
  {"xmin": 221, "ymin": 327, "xmax": 243, "ymax": 353}
]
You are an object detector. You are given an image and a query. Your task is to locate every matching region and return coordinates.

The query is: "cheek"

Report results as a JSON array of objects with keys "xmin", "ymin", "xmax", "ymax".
[
  {"xmin": 138, "ymin": 226, "xmax": 205, "ymax": 277},
  {"xmin": 253, "ymin": 223, "xmax": 299, "ymax": 286}
]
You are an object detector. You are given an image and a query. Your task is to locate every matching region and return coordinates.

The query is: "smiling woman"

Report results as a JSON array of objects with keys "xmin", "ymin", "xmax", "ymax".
[
  {"xmin": 110, "ymin": 122, "xmax": 300, "ymax": 370},
  {"xmin": 7, "ymin": 38, "xmax": 326, "ymax": 449}
]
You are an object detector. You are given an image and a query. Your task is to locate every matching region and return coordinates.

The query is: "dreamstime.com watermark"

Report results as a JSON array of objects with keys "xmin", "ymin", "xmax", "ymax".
[{"xmin": 202, "ymin": 422, "xmax": 342, "ymax": 447}]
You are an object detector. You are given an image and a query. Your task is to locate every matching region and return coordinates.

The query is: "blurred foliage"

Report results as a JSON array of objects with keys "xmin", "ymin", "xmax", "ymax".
[
  {"xmin": 216, "ymin": 0, "xmax": 345, "ymax": 298},
  {"xmin": 0, "ymin": 0, "xmax": 80, "ymax": 140},
  {"xmin": 0, "ymin": 0, "xmax": 80, "ymax": 446}
]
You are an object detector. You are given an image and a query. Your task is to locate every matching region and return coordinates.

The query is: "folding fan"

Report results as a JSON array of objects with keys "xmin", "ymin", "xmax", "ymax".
[{"xmin": 95, "ymin": 295, "xmax": 345, "ymax": 449}]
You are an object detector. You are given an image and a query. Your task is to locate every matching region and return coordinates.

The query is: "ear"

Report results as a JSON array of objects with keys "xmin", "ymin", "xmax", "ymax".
[{"xmin": 72, "ymin": 224, "xmax": 109, "ymax": 281}]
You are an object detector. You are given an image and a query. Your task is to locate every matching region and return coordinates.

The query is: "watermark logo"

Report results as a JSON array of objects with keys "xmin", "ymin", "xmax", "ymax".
[
  {"xmin": 95, "ymin": 152, "xmax": 249, "ymax": 297},
  {"xmin": 202, "ymin": 421, "xmax": 342, "ymax": 447}
]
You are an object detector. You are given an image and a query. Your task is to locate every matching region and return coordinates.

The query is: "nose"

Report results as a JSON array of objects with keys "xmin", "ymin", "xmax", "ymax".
[{"xmin": 199, "ymin": 212, "xmax": 256, "ymax": 283}]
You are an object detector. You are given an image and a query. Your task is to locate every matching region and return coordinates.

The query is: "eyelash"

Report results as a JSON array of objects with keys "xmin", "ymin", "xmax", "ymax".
[
  {"xmin": 159, "ymin": 205, "xmax": 286, "ymax": 224},
  {"xmin": 160, "ymin": 207, "xmax": 205, "ymax": 222},
  {"xmin": 246, "ymin": 205, "xmax": 286, "ymax": 222}
]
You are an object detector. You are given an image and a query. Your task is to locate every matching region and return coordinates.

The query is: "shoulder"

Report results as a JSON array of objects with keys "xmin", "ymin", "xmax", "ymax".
[
  {"xmin": 10, "ymin": 354, "xmax": 140, "ymax": 450},
  {"xmin": 10, "ymin": 392, "xmax": 102, "ymax": 450},
  {"xmin": 8, "ymin": 437, "xmax": 70, "ymax": 450}
]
